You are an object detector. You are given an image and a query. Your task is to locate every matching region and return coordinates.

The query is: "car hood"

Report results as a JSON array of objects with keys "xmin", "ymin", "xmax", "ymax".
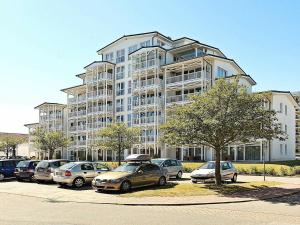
[
  {"xmin": 191, "ymin": 169, "xmax": 215, "ymax": 176},
  {"xmin": 94, "ymin": 171, "xmax": 130, "ymax": 180}
]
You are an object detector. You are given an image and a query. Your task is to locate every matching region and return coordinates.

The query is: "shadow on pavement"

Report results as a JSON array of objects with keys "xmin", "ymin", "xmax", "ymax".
[{"xmin": 205, "ymin": 184, "xmax": 300, "ymax": 206}]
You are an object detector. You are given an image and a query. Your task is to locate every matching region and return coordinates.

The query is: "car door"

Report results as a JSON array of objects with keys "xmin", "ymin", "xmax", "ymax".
[
  {"xmin": 221, "ymin": 162, "xmax": 232, "ymax": 180},
  {"xmin": 170, "ymin": 160, "xmax": 179, "ymax": 175},
  {"xmin": 80, "ymin": 163, "xmax": 95, "ymax": 182},
  {"xmin": 162, "ymin": 160, "xmax": 172, "ymax": 175},
  {"xmin": 142, "ymin": 164, "xmax": 160, "ymax": 185}
]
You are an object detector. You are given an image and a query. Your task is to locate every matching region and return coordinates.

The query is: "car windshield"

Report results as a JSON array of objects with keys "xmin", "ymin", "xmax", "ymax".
[
  {"xmin": 37, "ymin": 161, "xmax": 49, "ymax": 168},
  {"xmin": 60, "ymin": 162, "xmax": 76, "ymax": 170},
  {"xmin": 200, "ymin": 162, "xmax": 215, "ymax": 169},
  {"xmin": 113, "ymin": 163, "xmax": 140, "ymax": 173},
  {"xmin": 16, "ymin": 161, "xmax": 30, "ymax": 168},
  {"xmin": 151, "ymin": 159, "xmax": 164, "ymax": 165}
]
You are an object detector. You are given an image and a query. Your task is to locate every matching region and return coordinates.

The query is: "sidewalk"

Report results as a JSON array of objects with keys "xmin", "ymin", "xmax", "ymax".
[{"xmin": 0, "ymin": 178, "xmax": 299, "ymax": 206}]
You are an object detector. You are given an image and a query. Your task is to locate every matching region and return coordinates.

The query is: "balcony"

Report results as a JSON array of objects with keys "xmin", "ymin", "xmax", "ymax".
[
  {"xmin": 166, "ymin": 93, "xmax": 199, "ymax": 105},
  {"xmin": 132, "ymin": 116, "xmax": 163, "ymax": 125},
  {"xmin": 87, "ymin": 90, "xmax": 113, "ymax": 100},
  {"xmin": 132, "ymin": 97, "xmax": 163, "ymax": 110},
  {"xmin": 86, "ymin": 72, "xmax": 113, "ymax": 83},
  {"xmin": 141, "ymin": 136, "xmax": 155, "ymax": 143},
  {"xmin": 132, "ymin": 59, "xmax": 159, "ymax": 72},
  {"xmin": 166, "ymin": 71, "xmax": 203, "ymax": 86},
  {"xmin": 77, "ymin": 125, "xmax": 86, "ymax": 131},
  {"xmin": 133, "ymin": 78, "xmax": 163, "ymax": 92},
  {"xmin": 87, "ymin": 121, "xmax": 112, "ymax": 130},
  {"xmin": 77, "ymin": 140, "xmax": 87, "ymax": 146},
  {"xmin": 87, "ymin": 105, "xmax": 113, "ymax": 115}
]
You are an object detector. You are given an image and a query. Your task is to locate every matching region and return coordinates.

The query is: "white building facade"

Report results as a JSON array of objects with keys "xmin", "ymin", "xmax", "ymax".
[{"xmin": 26, "ymin": 32, "xmax": 298, "ymax": 162}]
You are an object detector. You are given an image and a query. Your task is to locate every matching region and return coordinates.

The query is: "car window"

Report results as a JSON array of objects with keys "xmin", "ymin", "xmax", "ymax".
[
  {"xmin": 50, "ymin": 161, "xmax": 61, "ymax": 168},
  {"xmin": 170, "ymin": 160, "xmax": 177, "ymax": 166},
  {"xmin": 81, "ymin": 163, "xmax": 94, "ymax": 171},
  {"xmin": 95, "ymin": 163, "xmax": 109, "ymax": 171},
  {"xmin": 17, "ymin": 161, "xmax": 30, "ymax": 168},
  {"xmin": 60, "ymin": 161, "xmax": 69, "ymax": 166},
  {"xmin": 163, "ymin": 160, "xmax": 172, "ymax": 167},
  {"xmin": 227, "ymin": 162, "xmax": 232, "ymax": 169},
  {"xmin": 142, "ymin": 164, "xmax": 160, "ymax": 172},
  {"xmin": 222, "ymin": 163, "xmax": 230, "ymax": 170},
  {"xmin": 0, "ymin": 161, "xmax": 2, "ymax": 167},
  {"xmin": 4, "ymin": 161, "xmax": 15, "ymax": 167},
  {"xmin": 176, "ymin": 160, "xmax": 182, "ymax": 166}
]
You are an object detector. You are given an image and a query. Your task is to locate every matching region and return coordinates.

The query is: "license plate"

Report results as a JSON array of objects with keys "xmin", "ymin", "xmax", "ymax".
[
  {"xmin": 56, "ymin": 172, "xmax": 62, "ymax": 176},
  {"xmin": 37, "ymin": 168, "xmax": 44, "ymax": 172}
]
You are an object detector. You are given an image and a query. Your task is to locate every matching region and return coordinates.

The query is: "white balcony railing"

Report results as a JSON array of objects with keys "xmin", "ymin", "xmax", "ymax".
[
  {"xmin": 85, "ymin": 72, "xmax": 113, "ymax": 83},
  {"xmin": 166, "ymin": 72, "xmax": 202, "ymax": 85}
]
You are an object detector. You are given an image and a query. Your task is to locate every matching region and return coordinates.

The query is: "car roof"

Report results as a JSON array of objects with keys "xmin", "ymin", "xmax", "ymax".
[
  {"xmin": 125, "ymin": 154, "xmax": 151, "ymax": 162},
  {"xmin": 152, "ymin": 158, "xmax": 177, "ymax": 161}
]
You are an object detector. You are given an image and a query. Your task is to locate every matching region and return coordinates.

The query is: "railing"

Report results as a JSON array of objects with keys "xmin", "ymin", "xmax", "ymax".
[
  {"xmin": 78, "ymin": 96, "xmax": 86, "ymax": 103},
  {"xmin": 77, "ymin": 125, "xmax": 86, "ymax": 131},
  {"xmin": 68, "ymin": 98, "xmax": 76, "ymax": 104},
  {"xmin": 87, "ymin": 105, "xmax": 113, "ymax": 114},
  {"xmin": 141, "ymin": 136, "xmax": 155, "ymax": 142},
  {"xmin": 77, "ymin": 111, "xmax": 87, "ymax": 116},
  {"xmin": 69, "ymin": 126, "xmax": 76, "ymax": 131},
  {"xmin": 133, "ymin": 117, "xmax": 163, "ymax": 125},
  {"xmin": 166, "ymin": 93, "xmax": 199, "ymax": 104},
  {"xmin": 133, "ymin": 97, "xmax": 162, "ymax": 108},
  {"xmin": 132, "ymin": 59, "xmax": 158, "ymax": 71},
  {"xmin": 86, "ymin": 73, "xmax": 113, "ymax": 83},
  {"xmin": 166, "ymin": 72, "xmax": 203, "ymax": 85},
  {"xmin": 87, "ymin": 90, "xmax": 113, "ymax": 99},
  {"xmin": 77, "ymin": 140, "xmax": 87, "ymax": 146},
  {"xmin": 133, "ymin": 78, "xmax": 163, "ymax": 91}
]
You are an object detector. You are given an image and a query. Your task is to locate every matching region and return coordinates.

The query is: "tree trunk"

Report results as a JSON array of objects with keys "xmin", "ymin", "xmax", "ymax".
[
  {"xmin": 214, "ymin": 146, "xmax": 222, "ymax": 186},
  {"xmin": 12, "ymin": 147, "xmax": 16, "ymax": 158},
  {"xmin": 6, "ymin": 147, "xmax": 9, "ymax": 158},
  {"xmin": 118, "ymin": 147, "xmax": 121, "ymax": 166}
]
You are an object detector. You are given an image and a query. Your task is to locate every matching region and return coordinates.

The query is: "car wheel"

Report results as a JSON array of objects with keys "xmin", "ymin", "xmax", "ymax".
[
  {"xmin": 0, "ymin": 173, "xmax": 4, "ymax": 181},
  {"xmin": 73, "ymin": 177, "xmax": 85, "ymax": 188},
  {"xmin": 120, "ymin": 180, "xmax": 131, "ymax": 193},
  {"xmin": 158, "ymin": 176, "xmax": 166, "ymax": 186},
  {"xmin": 176, "ymin": 171, "xmax": 183, "ymax": 179},
  {"xmin": 231, "ymin": 174, "xmax": 237, "ymax": 183},
  {"xmin": 29, "ymin": 175, "xmax": 35, "ymax": 182}
]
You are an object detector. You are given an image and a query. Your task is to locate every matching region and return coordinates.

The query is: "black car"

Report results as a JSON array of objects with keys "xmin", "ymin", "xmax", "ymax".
[{"xmin": 15, "ymin": 160, "xmax": 40, "ymax": 181}]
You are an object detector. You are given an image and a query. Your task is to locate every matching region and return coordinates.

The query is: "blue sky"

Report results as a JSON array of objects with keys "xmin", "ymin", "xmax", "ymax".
[{"xmin": 0, "ymin": 0, "xmax": 299, "ymax": 133}]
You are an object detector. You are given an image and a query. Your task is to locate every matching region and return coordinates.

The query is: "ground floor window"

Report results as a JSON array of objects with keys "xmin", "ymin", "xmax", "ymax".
[
  {"xmin": 245, "ymin": 146, "xmax": 260, "ymax": 160},
  {"xmin": 237, "ymin": 146, "xmax": 244, "ymax": 160}
]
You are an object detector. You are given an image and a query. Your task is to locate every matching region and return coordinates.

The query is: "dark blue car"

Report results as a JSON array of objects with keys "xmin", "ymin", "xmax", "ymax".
[
  {"xmin": 15, "ymin": 160, "xmax": 39, "ymax": 181},
  {"xmin": 0, "ymin": 159, "xmax": 23, "ymax": 181}
]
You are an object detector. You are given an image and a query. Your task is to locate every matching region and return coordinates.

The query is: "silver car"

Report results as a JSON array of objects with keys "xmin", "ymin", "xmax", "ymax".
[
  {"xmin": 35, "ymin": 159, "xmax": 71, "ymax": 182},
  {"xmin": 53, "ymin": 161, "xmax": 109, "ymax": 188},
  {"xmin": 151, "ymin": 158, "xmax": 183, "ymax": 179},
  {"xmin": 190, "ymin": 161, "xmax": 237, "ymax": 183}
]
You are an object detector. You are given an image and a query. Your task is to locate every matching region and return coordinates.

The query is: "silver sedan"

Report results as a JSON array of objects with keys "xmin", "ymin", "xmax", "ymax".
[{"xmin": 53, "ymin": 162, "xmax": 109, "ymax": 188}]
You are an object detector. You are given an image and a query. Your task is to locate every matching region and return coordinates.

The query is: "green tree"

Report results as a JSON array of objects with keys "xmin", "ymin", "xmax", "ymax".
[
  {"xmin": 96, "ymin": 123, "xmax": 140, "ymax": 166},
  {"xmin": 161, "ymin": 77, "xmax": 285, "ymax": 185},
  {"xmin": 32, "ymin": 128, "xmax": 69, "ymax": 159},
  {"xmin": 0, "ymin": 134, "xmax": 27, "ymax": 158}
]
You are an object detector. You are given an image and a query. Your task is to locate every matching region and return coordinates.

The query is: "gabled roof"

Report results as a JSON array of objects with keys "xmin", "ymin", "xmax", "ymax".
[
  {"xmin": 84, "ymin": 60, "xmax": 115, "ymax": 69},
  {"xmin": 128, "ymin": 45, "xmax": 167, "ymax": 56},
  {"xmin": 34, "ymin": 102, "xmax": 66, "ymax": 109},
  {"xmin": 24, "ymin": 123, "xmax": 39, "ymax": 127},
  {"xmin": 96, "ymin": 31, "xmax": 173, "ymax": 54},
  {"xmin": 220, "ymin": 74, "xmax": 257, "ymax": 85},
  {"xmin": 61, "ymin": 84, "xmax": 85, "ymax": 93},
  {"xmin": 258, "ymin": 90, "xmax": 299, "ymax": 108}
]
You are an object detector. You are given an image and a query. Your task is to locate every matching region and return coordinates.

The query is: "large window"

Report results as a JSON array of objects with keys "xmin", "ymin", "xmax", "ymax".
[
  {"xmin": 127, "ymin": 97, "xmax": 132, "ymax": 110},
  {"xmin": 105, "ymin": 52, "xmax": 114, "ymax": 61},
  {"xmin": 140, "ymin": 40, "xmax": 151, "ymax": 47},
  {"xmin": 116, "ymin": 49, "xmax": 125, "ymax": 63},
  {"xmin": 116, "ymin": 82, "xmax": 125, "ymax": 96},
  {"xmin": 116, "ymin": 99, "xmax": 124, "ymax": 112},
  {"xmin": 245, "ymin": 146, "xmax": 260, "ymax": 160},
  {"xmin": 128, "ymin": 44, "xmax": 138, "ymax": 54},
  {"xmin": 116, "ymin": 66, "xmax": 125, "ymax": 80},
  {"xmin": 216, "ymin": 67, "xmax": 227, "ymax": 78}
]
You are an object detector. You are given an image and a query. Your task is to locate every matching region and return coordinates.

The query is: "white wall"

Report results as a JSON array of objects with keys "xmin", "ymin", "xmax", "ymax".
[{"xmin": 271, "ymin": 94, "xmax": 296, "ymax": 161}]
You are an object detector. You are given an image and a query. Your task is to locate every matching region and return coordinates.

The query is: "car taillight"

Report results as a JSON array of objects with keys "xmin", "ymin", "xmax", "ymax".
[{"xmin": 65, "ymin": 170, "xmax": 72, "ymax": 176}]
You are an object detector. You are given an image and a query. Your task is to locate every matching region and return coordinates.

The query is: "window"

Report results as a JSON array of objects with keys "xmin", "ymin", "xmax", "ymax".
[
  {"xmin": 105, "ymin": 52, "xmax": 114, "ymax": 61},
  {"xmin": 285, "ymin": 144, "xmax": 288, "ymax": 155},
  {"xmin": 116, "ymin": 49, "xmax": 125, "ymax": 63},
  {"xmin": 128, "ymin": 64, "xmax": 131, "ymax": 77},
  {"xmin": 81, "ymin": 163, "xmax": 94, "ymax": 171},
  {"xmin": 222, "ymin": 162, "xmax": 230, "ymax": 170},
  {"xmin": 116, "ymin": 99, "xmax": 124, "ymax": 112},
  {"xmin": 95, "ymin": 163, "xmax": 109, "ymax": 171},
  {"xmin": 142, "ymin": 164, "xmax": 159, "ymax": 172},
  {"xmin": 279, "ymin": 103, "xmax": 283, "ymax": 113},
  {"xmin": 128, "ymin": 81, "xmax": 132, "ymax": 94},
  {"xmin": 216, "ymin": 67, "xmax": 227, "ymax": 78},
  {"xmin": 285, "ymin": 105, "xmax": 288, "ymax": 115},
  {"xmin": 116, "ymin": 82, "xmax": 125, "ymax": 96},
  {"xmin": 128, "ymin": 44, "xmax": 138, "ymax": 54},
  {"xmin": 127, "ymin": 114, "xmax": 132, "ymax": 127},
  {"xmin": 157, "ymin": 39, "xmax": 165, "ymax": 46},
  {"xmin": 170, "ymin": 160, "xmax": 177, "ymax": 166},
  {"xmin": 285, "ymin": 124, "xmax": 288, "ymax": 133},
  {"xmin": 116, "ymin": 115, "xmax": 124, "ymax": 122},
  {"xmin": 280, "ymin": 144, "xmax": 283, "ymax": 155},
  {"xmin": 116, "ymin": 66, "xmax": 125, "ymax": 80},
  {"xmin": 127, "ymin": 97, "xmax": 132, "ymax": 110},
  {"xmin": 140, "ymin": 40, "xmax": 151, "ymax": 47}
]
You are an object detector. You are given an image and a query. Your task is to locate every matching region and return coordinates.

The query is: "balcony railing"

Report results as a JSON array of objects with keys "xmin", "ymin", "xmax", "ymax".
[
  {"xmin": 87, "ymin": 90, "xmax": 113, "ymax": 99},
  {"xmin": 77, "ymin": 125, "xmax": 86, "ymax": 131},
  {"xmin": 86, "ymin": 72, "xmax": 113, "ymax": 83},
  {"xmin": 133, "ymin": 78, "xmax": 163, "ymax": 91},
  {"xmin": 133, "ymin": 97, "xmax": 163, "ymax": 108},
  {"xmin": 166, "ymin": 93, "xmax": 199, "ymax": 104},
  {"xmin": 77, "ymin": 140, "xmax": 87, "ymax": 146},
  {"xmin": 141, "ymin": 136, "xmax": 155, "ymax": 142},
  {"xmin": 87, "ymin": 105, "xmax": 113, "ymax": 114},
  {"xmin": 132, "ymin": 59, "xmax": 158, "ymax": 72},
  {"xmin": 166, "ymin": 72, "xmax": 202, "ymax": 85},
  {"xmin": 132, "ymin": 117, "xmax": 163, "ymax": 125}
]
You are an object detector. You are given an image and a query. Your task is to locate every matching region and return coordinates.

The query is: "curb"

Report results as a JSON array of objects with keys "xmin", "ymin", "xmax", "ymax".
[{"xmin": 1, "ymin": 189, "xmax": 299, "ymax": 207}]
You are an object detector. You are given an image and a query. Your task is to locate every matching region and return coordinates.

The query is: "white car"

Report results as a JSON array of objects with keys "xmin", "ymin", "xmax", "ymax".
[{"xmin": 190, "ymin": 161, "xmax": 237, "ymax": 183}]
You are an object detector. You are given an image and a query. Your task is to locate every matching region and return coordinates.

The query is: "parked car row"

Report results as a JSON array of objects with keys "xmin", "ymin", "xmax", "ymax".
[{"xmin": 0, "ymin": 156, "xmax": 238, "ymax": 192}]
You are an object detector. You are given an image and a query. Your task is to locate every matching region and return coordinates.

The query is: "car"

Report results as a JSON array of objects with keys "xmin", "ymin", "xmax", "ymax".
[
  {"xmin": 14, "ymin": 160, "xmax": 40, "ymax": 181},
  {"xmin": 92, "ymin": 154, "xmax": 168, "ymax": 192},
  {"xmin": 151, "ymin": 158, "xmax": 183, "ymax": 179},
  {"xmin": 35, "ymin": 159, "xmax": 71, "ymax": 182},
  {"xmin": 53, "ymin": 161, "xmax": 110, "ymax": 188},
  {"xmin": 0, "ymin": 159, "xmax": 23, "ymax": 181},
  {"xmin": 190, "ymin": 161, "xmax": 237, "ymax": 183}
]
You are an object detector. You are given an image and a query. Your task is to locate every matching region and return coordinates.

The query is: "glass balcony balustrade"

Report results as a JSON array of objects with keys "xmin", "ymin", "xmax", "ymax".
[{"xmin": 166, "ymin": 71, "xmax": 203, "ymax": 85}]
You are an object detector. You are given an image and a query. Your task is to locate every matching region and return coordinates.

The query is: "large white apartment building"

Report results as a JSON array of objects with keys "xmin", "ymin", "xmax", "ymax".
[
  {"xmin": 26, "ymin": 31, "xmax": 298, "ymax": 162},
  {"xmin": 292, "ymin": 92, "xmax": 300, "ymax": 156}
]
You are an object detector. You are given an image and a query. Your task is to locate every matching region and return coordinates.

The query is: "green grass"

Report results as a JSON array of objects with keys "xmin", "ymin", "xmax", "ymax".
[
  {"xmin": 121, "ymin": 181, "xmax": 281, "ymax": 197},
  {"xmin": 100, "ymin": 160, "xmax": 300, "ymax": 176}
]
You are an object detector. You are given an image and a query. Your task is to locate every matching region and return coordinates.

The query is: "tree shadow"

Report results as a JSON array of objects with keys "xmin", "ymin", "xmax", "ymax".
[{"xmin": 204, "ymin": 183, "xmax": 300, "ymax": 206}]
